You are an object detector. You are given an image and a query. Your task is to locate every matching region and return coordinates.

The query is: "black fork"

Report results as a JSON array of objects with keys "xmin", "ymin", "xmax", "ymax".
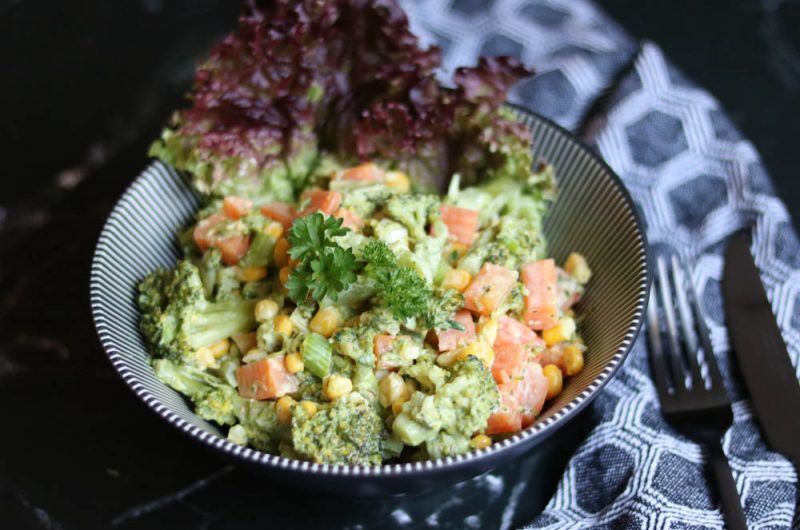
[{"xmin": 647, "ymin": 255, "xmax": 748, "ymax": 529}]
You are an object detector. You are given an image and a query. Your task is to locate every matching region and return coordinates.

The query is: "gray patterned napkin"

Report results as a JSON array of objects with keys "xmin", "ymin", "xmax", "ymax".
[{"xmin": 401, "ymin": 1, "xmax": 799, "ymax": 528}]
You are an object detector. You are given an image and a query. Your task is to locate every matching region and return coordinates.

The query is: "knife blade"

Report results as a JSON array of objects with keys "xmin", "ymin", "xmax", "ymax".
[{"xmin": 723, "ymin": 231, "xmax": 800, "ymax": 467}]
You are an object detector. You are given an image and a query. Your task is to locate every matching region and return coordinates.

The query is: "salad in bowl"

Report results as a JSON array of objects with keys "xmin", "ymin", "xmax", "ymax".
[{"xmin": 136, "ymin": 0, "xmax": 592, "ymax": 466}]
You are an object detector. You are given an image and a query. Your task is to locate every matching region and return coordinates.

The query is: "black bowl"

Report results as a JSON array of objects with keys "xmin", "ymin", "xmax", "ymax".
[{"xmin": 90, "ymin": 109, "xmax": 649, "ymax": 497}]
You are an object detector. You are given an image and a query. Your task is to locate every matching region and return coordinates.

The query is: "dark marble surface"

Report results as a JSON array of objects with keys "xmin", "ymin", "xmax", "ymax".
[{"xmin": 1, "ymin": 1, "xmax": 798, "ymax": 529}]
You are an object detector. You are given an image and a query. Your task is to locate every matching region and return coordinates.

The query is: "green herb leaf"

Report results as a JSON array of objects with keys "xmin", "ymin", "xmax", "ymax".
[
  {"xmin": 285, "ymin": 213, "xmax": 358, "ymax": 304},
  {"xmin": 361, "ymin": 240, "xmax": 432, "ymax": 321}
]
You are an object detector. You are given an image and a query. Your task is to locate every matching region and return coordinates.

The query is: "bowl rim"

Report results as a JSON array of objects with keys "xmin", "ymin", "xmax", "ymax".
[{"xmin": 90, "ymin": 107, "xmax": 651, "ymax": 477}]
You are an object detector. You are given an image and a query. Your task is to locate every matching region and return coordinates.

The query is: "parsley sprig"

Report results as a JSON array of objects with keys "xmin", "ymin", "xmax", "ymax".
[
  {"xmin": 361, "ymin": 241, "xmax": 432, "ymax": 321},
  {"xmin": 286, "ymin": 213, "xmax": 358, "ymax": 303}
]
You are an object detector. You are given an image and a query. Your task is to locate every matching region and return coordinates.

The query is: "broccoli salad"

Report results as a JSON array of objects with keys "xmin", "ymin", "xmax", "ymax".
[{"xmin": 137, "ymin": 1, "xmax": 592, "ymax": 465}]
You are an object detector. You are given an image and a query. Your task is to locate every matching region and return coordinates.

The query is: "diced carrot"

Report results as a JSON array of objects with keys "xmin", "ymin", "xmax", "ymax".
[
  {"xmin": 495, "ymin": 315, "xmax": 544, "ymax": 348},
  {"xmin": 439, "ymin": 205, "xmax": 479, "ymax": 245},
  {"xmin": 260, "ymin": 202, "xmax": 297, "ymax": 231},
  {"xmin": 486, "ymin": 388, "xmax": 522, "ymax": 434},
  {"xmin": 193, "ymin": 213, "xmax": 225, "ymax": 252},
  {"xmin": 374, "ymin": 334, "xmax": 398, "ymax": 356},
  {"xmin": 374, "ymin": 334, "xmax": 398, "ymax": 370},
  {"xmin": 463, "ymin": 264, "xmax": 519, "ymax": 316},
  {"xmin": 235, "ymin": 356, "xmax": 299, "ymax": 400},
  {"xmin": 435, "ymin": 310, "xmax": 476, "ymax": 352},
  {"xmin": 337, "ymin": 163, "xmax": 384, "ymax": 182},
  {"xmin": 216, "ymin": 234, "xmax": 252, "ymax": 266},
  {"xmin": 486, "ymin": 356, "xmax": 548, "ymax": 434},
  {"xmin": 522, "ymin": 259, "xmax": 559, "ymax": 330},
  {"xmin": 491, "ymin": 344, "xmax": 527, "ymax": 384},
  {"xmin": 223, "ymin": 196, "xmax": 253, "ymax": 220},
  {"xmin": 334, "ymin": 207, "xmax": 364, "ymax": 231},
  {"xmin": 300, "ymin": 189, "xmax": 342, "ymax": 217},
  {"xmin": 519, "ymin": 362, "xmax": 549, "ymax": 427}
]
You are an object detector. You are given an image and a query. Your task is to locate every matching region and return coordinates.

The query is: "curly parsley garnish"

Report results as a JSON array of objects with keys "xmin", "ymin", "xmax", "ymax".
[
  {"xmin": 361, "ymin": 241, "xmax": 433, "ymax": 321},
  {"xmin": 286, "ymin": 213, "xmax": 358, "ymax": 303}
]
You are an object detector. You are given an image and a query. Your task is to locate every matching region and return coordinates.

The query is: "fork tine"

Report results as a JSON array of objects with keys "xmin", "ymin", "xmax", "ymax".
[
  {"xmin": 670, "ymin": 256, "xmax": 705, "ymax": 388},
  {"xmin": 646, "ymin": 281, "xmax": 671, "ymax": 401},
  {"xmin": 656, "ymin": 256, "xmax": 687, "ymax": 391},
  {"xmin": 681, "ymin": 257, "xmax": 726, "ymax": 391}
]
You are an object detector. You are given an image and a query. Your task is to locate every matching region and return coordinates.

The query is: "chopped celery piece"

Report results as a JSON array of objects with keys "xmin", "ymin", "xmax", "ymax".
[{"xmin": 302, "ymin": 332, "xmax": 332, "ymax": 378}]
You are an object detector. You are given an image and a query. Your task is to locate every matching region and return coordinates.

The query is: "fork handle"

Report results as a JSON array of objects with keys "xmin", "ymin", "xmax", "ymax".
[{"xmin": 708, "ymin": 441, "xmax": 748, "ymax": 529}]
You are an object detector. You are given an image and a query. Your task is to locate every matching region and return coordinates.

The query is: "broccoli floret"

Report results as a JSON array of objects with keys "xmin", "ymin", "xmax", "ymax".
[
  {"xmin": 138, "ymin": 261, "xmax": 257, "ymax": 363},
  {"xmin": 371, "ymin": 219, "xmax": 410, "ymax": 254},
  {"xmin": 196, "ymin": 386, "xmax": 239, "ymax": 426},
  {"xmin": 376, "ymin": 335, "xmax": 425, "ymax": 370},
  {"xmin": 198, "ymin": 248, "xmax": 223, "ymax": 299},
  {"xmin": 291, "ymin": 393, "xmax": 385, "ymax": 465},
  {"xmin": 215, "ymin": 266, "xmax": 243, "ymax": 301},
  {"xmin": 399, "ymin": 350, "xmax": 449, "ymax": 392},
  {"xmin": 420, "ymin": 287, "xmax": 465, "ymax": 332},
  {"xmin": 423, "ymin": 432, "xmax": 471, "ymax": 459},
  {"xmin": 294, "ymin": 371, "xmax": 324, "ymax": 402},
  {"xmin": 385, "ymin": 194, "xmax": 440, "ymax": 241},
  {"xmin": 234, "ymin": 397, "xmax": 290, "ymax": 452},
  {"xmin": 392, "ymin": 357, "xmax": 499, "ymax": 456},
  {"xmin": 332, "ymin": 182, "xmax": 397, "ymax": 218},
  {"xmin": 153, "ymin": 359, "xmax": 238, "ymax": 425},
  {"xmin": 153, "ymin": 358, "xmax": 223, "ymax": 397},
  {"xmin": 332, "ymin": 307, "xmax": 404, "ymax": 367},
  {"xmin": 498, "ymin": 282, "xmax": 526, "ymax": 319},
  {"xmin": 409, "ymin": 221, "xmax": 447, "ymax": 283},
  {"xmin": 332, "ymin": 327, "xmax": 375, "ymax": 366},
  {"xmin": 352, "ymin": 363, "xmax": 380, "ymax": 410}
]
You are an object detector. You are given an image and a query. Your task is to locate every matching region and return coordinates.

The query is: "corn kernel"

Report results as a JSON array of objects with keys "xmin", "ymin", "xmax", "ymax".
[
  {"xmin": 385, "ymin": 170, "xmax": 410, "ymax": 192},
  {"xmin": 274, "ymin": 315, "xmax": 294, "ymax": 336},
  {"xmin": 208, "ymin": 338, "xmax": 230, "ymax": 359},
  {"xmin": 379, "ymin": 373, "xmax": 407, "ymax": 408},
  {"xmin": 442, "ymin": 269, "xmax": 472, "ymax": 292},
  {"xmin": 470, "ymin": 434, "xmax": 492, "ymax": 450},
  {"xmin": 264, "ymin": 221, "xmax": 283, "ymax": 239},
  {"xmin": 477, "ymin": 317, "xmax": 499, "ymax": 346},
  {"xmin": 284, "ymin": 352, "xmax": 305, "ymax": 373},
  {"xmin": 542, "ymin": 317, "xmax": 576, "ymax": 347},
  {"xmin": 323, "ymin": 375, "xmax": 353, "ymax": 400},
  {"xmin": 279, "ymin": 266, "xmax": 291, "ymax": 285},
  {"xmin": 563, "ymin": 344, "xmax": 585, "ymax": 376},
  {"xmin": 238, "ymin": 266, "xmax": 268, "ymax": 282},
  {"xmin": 405, "ymin": 379, "xmax": 417, "ymax": 395},
  {"xmin": 391, "ymin": 398, "xmax": 408, "ymax": 416},
  {"xmin": 255, "ymin": 299, "xmax": 280, "ymax": 322},
  {"xmin": 543, "ymin": 364, "xmax": 563, "ymax": 400},
  {"xmin": 564, "ymin": 252, "xmax": 592, "ymax": 284},
  {"xmin": 276, "ymin": 395, "xmax": 295, "ymax": 425},
  {"xmin": 310, "ymin": 306, "xmax": 342, "ymax": 338},
  {"xmin": 300, "ymin": 400, "xmax": 318, "ymax": 416},
  {"xmin": 195, "ymin": 347, "xmax": 217, "ymax": 369},
  {"xmin": 438, "ymin": 341, "xmax": 494, "ymax": 368},
  {"xmin": 274, "ymin": 238, "xmax": 290, "ymax": 268}
]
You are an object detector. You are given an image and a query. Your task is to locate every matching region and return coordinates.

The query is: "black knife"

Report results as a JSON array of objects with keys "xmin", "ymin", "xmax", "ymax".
[{"xmin": 723, "ymin": 231, "xmax": 800, "ymax": 469}]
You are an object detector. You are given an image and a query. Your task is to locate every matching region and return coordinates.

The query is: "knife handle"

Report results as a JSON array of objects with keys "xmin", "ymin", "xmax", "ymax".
[{"xmin": 709, "ymin": 441, "xmax": 748, "ymax": 530}]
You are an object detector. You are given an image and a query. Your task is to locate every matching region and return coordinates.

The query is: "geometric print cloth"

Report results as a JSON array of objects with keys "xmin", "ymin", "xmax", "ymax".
[{"xmin": 400, "ymin": 1, "xmax": 799, "ymax": 528}]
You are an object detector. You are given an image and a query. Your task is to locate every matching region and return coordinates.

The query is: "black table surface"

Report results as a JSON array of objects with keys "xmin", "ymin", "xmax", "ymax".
[{"xmin": 1, "ymin": 1, "xmax": 798, "ymax": 529}]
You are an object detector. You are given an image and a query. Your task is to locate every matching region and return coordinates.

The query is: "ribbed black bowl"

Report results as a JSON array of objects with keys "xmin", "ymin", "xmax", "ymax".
[{"xmin": 90, "ymin": 109, "xmax": 649, "ymax": 497}]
